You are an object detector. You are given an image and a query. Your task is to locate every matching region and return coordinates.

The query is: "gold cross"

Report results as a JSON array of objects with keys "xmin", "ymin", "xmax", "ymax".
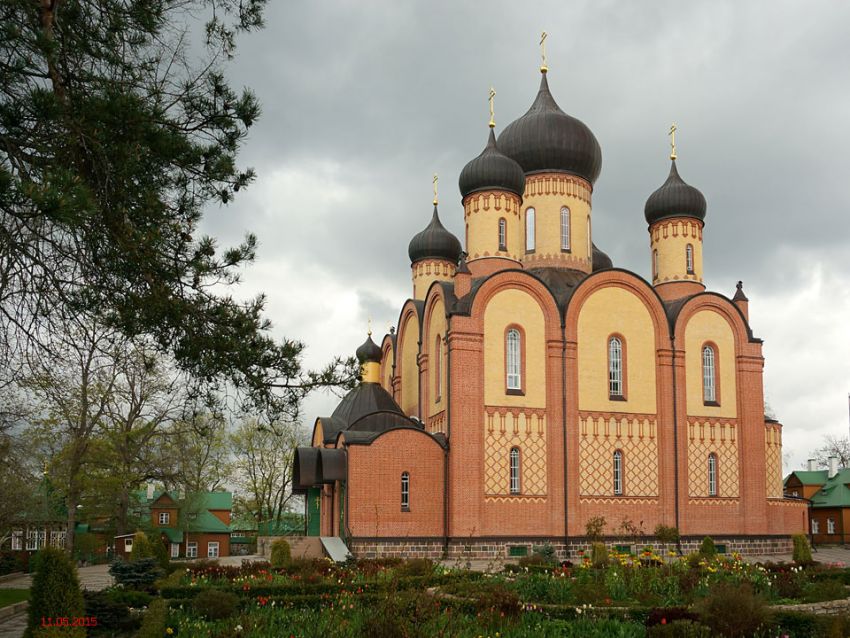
[
  {"xmin": 488, "ymin": 86, "xmax": 496, "ymax": 128},
  {"xmin": 367, "ymin": 317, "xmax": 372, "ymax": 336},
  {"xmin": 669, "ymin": 123, "xmax": 678, "ymax": 160},
  {"xmin": 433, "ymin": 173, "xmax": 438, "ymax": 205},
  {"xmin": 540, "ymin": 31, "xmax": 548, "ymax": 72}
]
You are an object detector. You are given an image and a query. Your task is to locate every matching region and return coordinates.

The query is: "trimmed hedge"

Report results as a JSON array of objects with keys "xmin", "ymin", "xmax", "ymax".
[{"xmin": 26, "ymin": 547, "xmax": 85, "ymax": 638}]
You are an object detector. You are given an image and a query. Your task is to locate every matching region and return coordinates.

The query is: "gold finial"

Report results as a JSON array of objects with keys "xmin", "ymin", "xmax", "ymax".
[
  {"xmin": 432, "ymin": 173, "xmax": 438, "ymax": 205},
  {"xmin": 367, "ymin": 317, "xmax": 372, "ymax": 337},
  {"xmin": 539, "ymin": 31, "xmax": 548, "ymax": 72},
  {"xmin": 488, "ymin": 86, "xmax": 496, "ymax": 128},
  {"xmin": 669, "ymin": 123, "xmax": 678, "ymax": 160}
]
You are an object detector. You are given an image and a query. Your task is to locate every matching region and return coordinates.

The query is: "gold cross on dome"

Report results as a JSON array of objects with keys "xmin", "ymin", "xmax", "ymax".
[
  {"xmin": 367, "ymin": 317, "xmax": 372, "ymax": 337},
  {"xmin": 540, "ymin": 31, "xmax": 548, "ymax": 72},
  {"xmin": 488, "ymin": 86, "xmax": 496, "ymax": 128},
  {"xmin": 669, "ymin": 123, "xmax": 678, "ymax": 160},
  {"xmin": 433, "ymin": 173, "xmax": 438, "ymax": 205}
]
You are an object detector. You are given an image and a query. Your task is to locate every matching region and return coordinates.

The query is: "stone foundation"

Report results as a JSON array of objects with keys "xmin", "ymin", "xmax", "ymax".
[{"xmin": 350, "ymin": 535, "xmax": 795, "ymax": 560}]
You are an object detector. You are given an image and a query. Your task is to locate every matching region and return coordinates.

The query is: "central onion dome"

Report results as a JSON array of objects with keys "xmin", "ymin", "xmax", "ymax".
[
  {"xmin": 408, "ymin": 205, "xmax": 462, "ymax": 264},
  {"xmin": 644, "ymin": 160, "xmax": 707, "ymax": 225},
  {"xmin": 497, "ymin": 72, "xmax": 602, "ymax": 184},
  {"xmin": 355, "ymin": 333, "xmax": 382, "ymax": 365},
  {"xmin": 458, "ymin": 128, "xmax": 525, "ymax": 199}
]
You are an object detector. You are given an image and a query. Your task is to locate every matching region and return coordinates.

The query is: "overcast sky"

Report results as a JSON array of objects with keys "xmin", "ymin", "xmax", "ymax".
[{"xmin": 200, "ymin": 1, "xmax": 850, "ymax": 471}]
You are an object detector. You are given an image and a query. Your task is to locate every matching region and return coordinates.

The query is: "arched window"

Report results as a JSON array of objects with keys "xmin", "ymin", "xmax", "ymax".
[
  {"xmin": 686, "ymin": 244, "xmax": 694, "ymax": 274},
  {"xmin": 586, "ymin": 216, "xmax": 592, "ymax": 258},
  {"xmin": 613, "ymin": 450, "xmax": 623, "ymax": 495},
  {"xmin": 498, "ymin": 218, "xmax": 507, "ymax": 251},
  {"xmin": 401, "ymin": 472, "xmax": 410, "ymax": 510},
  {"xmin": 652, "ymin": 249, "xmax": 659, "ymax": 280},
  {"xmin": 434, "ymin": 335, "xmax": 442, "ymax": 403},
  {"xmin": 506, "ymin": 328, "xmax": 521, "ymax": 391},
  {"xmin": 509, "ymin": 448, "xmax": 520, "ymax": 494},
  {"xmin": 560, "ymin": 207, "xmax": 571, "ymax": 250},
  {"xmin": 608, "ymin": 336, "xmax": 624, "ymax": 398},
  {"xmin": 702, "ymin": 345, "xmax": 717, "ymax": 403},
  {"xmin": 525, "ymin": 208, "xmax": 535, "ymax": 252},
  {"xmin": 708, "ymin": 453, "xmax": 718, "ymax": 496}
]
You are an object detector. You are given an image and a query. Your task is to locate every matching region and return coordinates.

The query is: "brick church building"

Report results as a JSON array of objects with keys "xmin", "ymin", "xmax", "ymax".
[{"xmin": 293, "ymin": 61, "xmax": 806, "ymax": 559}]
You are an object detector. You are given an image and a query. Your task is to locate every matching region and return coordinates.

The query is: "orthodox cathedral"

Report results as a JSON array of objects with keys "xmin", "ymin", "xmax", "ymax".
[{"xmin": 294, "ymin": 59, "xmax": 806, "ymax": 558}]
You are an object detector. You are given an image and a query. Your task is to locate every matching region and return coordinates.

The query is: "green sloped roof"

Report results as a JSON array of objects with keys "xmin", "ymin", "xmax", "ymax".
[
  {"xmin": 198, "ymin": 491, "xmax": 232, "ymax": 510},
  {"xmin": 230, "ymin": 516, "xmax": 258, "ymax": 532},
  {"xmin": 786, "ymin": 470, "xmax": 829, "ymax": 486},
  {"xmin": 160, "ymin": 528, "xmax": 184, "ymax": 543},
  {"xmin": 187, "ymin": 510, "xmax": 230, "ymax": 533},
  {"xmin": 811, "ymin": 469, "xmax": 850, "ymax": 508}
]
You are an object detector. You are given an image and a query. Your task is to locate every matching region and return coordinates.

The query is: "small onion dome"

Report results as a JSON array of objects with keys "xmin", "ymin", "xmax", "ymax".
[
  {"xmin": 497, "ymin": 72, "xmax": 602, "ymax": 184},
  {"xmin": 644, "ymin": 160, "xmax": 707, "ymax": 225},
  {"xmin": 592, "ymin": 243, "xmax": 613, "ymax": 271},
  {"xmin": 458, "ymin": 128, "xmax": 525, "ymax": 199},
  {"xmin": 408, "ymin": 205, "xmax": 462, "ymax": 264},
  {"xmin": 355, "ymin": 334, "xmax": 383, "ymax": 365}
]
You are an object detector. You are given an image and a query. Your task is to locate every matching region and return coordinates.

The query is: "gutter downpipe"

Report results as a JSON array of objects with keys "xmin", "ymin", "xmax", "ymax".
[
  {"xmin": 562, "ymin": 323, "xmax": 569, "ymax": 548},
  {"xmin": 444, "ymin": 329, "xmax": 451, "ymax": 558},
  {"xmin": 671, "ymin": 335, "xmax": 681, "ymax": 553}
]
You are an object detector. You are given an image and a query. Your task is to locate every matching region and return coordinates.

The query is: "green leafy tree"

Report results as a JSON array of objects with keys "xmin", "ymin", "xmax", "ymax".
[{"xmin": 0, "ymin": 0, "xmax": 357, "ymax": 420}]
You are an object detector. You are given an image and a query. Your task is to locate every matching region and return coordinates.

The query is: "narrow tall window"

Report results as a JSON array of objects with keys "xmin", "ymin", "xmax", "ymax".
[
  {"xmin": 652, "ymin": 249, "xmax": 659, "ymax": 280},
  {"xmin": 525, "ymin": 208, "xmax": 535, "ymax": 251},
  {"xmin": 608, "ymin": 336, "xmax": 623, "ymax": 398},
  {"xmin": 812, "ymin": 519, "xmax": 819, "ymax": 534},
  {"xmin": 587, "ymin": 216, "xmax": 592, "ymax": 258},
  {"xmin": 828, "ymin": 518, "xmax": 836, "ymax": 535},
  {"xmin": 401, "ymin": 472, "xmax": 410, "ymax": 510},
  {"xmin": 560, "ymin": 207, "xmax": 571, "ymax": 250},
  {"xmin": 613, "ymin": 450, "xmax": 623, "ymax": 495},
  {"xmin": 708, "ymin": 453, "xmax": 718, "ymax": 496},
  {"xmin": 702, "ymin": 345, "xmax": 717, "ymax": 403},
  {"xmin": 506, "ymin": 328, "xmax": 521, "ymax": 390},
  {"xmin": 510, "ymin": 448, "xmax": 520, "ymax": 494},
  {"xmin": 498, "ymin": 218, "xmax": 507, "ymax": 251},
  {"xmin": 686, "ymin": 244, "xmax": 694, "ymax": 274},
  {"xmin": 434, "ymin": 335, "xmax": 442, "ymax": 402}
]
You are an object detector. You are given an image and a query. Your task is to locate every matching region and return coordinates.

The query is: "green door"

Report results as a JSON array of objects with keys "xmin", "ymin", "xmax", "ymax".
[{"xmin": 307, "ymin": 487, "xmax": 321, "ymax": 536}]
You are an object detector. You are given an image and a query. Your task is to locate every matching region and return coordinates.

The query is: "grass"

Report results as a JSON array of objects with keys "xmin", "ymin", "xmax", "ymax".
[{"xmin": 0, "ymin": 588, "xmax": 29, "ymax": 608}]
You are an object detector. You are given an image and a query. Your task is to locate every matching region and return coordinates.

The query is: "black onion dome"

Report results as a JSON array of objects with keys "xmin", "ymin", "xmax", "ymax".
[
  {"xmin": 407, "ymin": 205, "xmax": 462, "ymax": 264},
  {"xmin": 458, "ymin": 128, "xmax": 525, "ymax": 199},
  {"xmin": 355, "ymin": 334, "xmax": 382, "ymax": 364},
  {"xmin": 592, "ymin": 243, "xmax": 613, "ymax": 271},
  {"xmin": 644, "ymin": 160, "xmax": 707, "ymax": 225},
  {"xmin": 497, "ymin": 72, "xmax": 602, "ymax": 183}
]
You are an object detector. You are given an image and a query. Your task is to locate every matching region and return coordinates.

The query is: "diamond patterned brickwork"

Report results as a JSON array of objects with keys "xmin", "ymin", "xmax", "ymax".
[
  {"xmin": 765, "ymin": 424, "xmax": 784, "ymax": 499},
  {"xmin": 578, "ymin": 413, "xmax": 659, "ymax": 497},
  {"xmin": 484, "ymin": 407, "xmax": 547, "ymax": 496},
  {"xmin": 687, "ymin": 420, "xmax": 739, "ymax": 497}
]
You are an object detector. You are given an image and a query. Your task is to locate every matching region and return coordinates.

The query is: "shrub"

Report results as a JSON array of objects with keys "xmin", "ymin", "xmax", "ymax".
[
  {"xmin": 25, "ymin": 546, "xmax": 85, "ymax": 638},
  {"xmin": 129, "ymin": 531, "xmax": 155, "ymax": 561},
  {"xmin": 105, "ymin": 588, "xmax": 153, "ymax": 607},
  {"xmin": 136, "ymin": 598, "xmax": 169, "ymax": 638},
  {"xmin": 82, "ymin": 590, "xmax": 140, "ymax": 634},
  {"xmin": 517, "ymin": 553, "xmax": 547, "ymax": 568},
  {"xmin": 698, "ymin": 537, "xmax": 716, "ymax": 559},
  {"xmin": 394, "ymin": 558, "xmax": 434, "ymax": 578},
  {"xmin": 655, "ymin": 524, "xmax": 680, "ymax": 548},
  {"xmin": 793, "ymin": 533, "xmax": 813, "ymax": 565},
  {"xmin": 647, "ymin": 620, "xmax": 713, "ymax": 637},
  {"xmin": 109, "ymin": 557, "xmax": 164, "ymax": 590},
  {"xmin": 532, "ymin": 542, "xmax": 557, "ymax": 564},
  {"xmin": 585, "ymin": 516, "xmax": 606, "ymax": 542},
  {"xmin": 473, "ymin": 581, "xmax": 521, "ymax": 619},
  {"xmin": 193, "ymin": 588, "xmax": 240, "ymax": 620},
  {"xmin": 270, "ymin": 537, "xmax": 291, "ymax": 567},
  {"xmin": 646, "ymin": 607, "xmax": 700, "ymax": 627},
  {"xmin": 151, "ymin": 536, "xmax": 170, "ymax": 571},
  {"xmin": 802, "ymin": 578, "xmax": 847, "ymax": 603},
  {"xmin": 696, "ymin": 582, "xmax": 769, "ymax": 637},
  {"xmin": 591, "ymin": 542, "xmax": 608, "ymax": 568}
]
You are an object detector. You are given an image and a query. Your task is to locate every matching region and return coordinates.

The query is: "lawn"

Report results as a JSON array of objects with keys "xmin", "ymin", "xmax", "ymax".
[{"xmin": 0, "ymin": 588, "xmax": 29, "ymax": 608}]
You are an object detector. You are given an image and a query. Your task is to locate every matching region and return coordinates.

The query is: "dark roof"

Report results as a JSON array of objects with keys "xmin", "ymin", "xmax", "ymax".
[
  {"xmin": 459, "ymin": 127, "xmax": 525, "ymax": 199},
  {"xmin": 497, "ymin": 71, "xmax": 602, "ymax": 184},
  {"xmin": 355, "ymin": 334, "xmax": 382, "ymax": 364},
  {"xmin": 732, "ymin": 281, "xmax": 749, "ymax": 302},
  {"xmin": 592, "ymin": 243, "xmax": 613, "ymax": 271},
  {"xmin": 644, "ymin": 160, "xmax": 706, "ymax": 225},
  {"xmin": 331, "ymin": 382, "xmax": 404, "ymax": 427},
  {"xmin": 408, "ymin": 205, "xmax": 462, "ymax": 264},
  {"xmin": 347, "ymin": 410, "xmax": 420, "ymax": 432}
]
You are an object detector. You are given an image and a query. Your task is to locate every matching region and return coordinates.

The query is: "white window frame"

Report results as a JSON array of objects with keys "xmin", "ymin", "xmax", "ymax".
[
  {"xmin": 812, "ymin": 519, "xmax": 819, "ymax": 534},
  {"xmin": 613, "ymin": 450, "xmax": 623, "ymax": 495},
  {"xmin": 26, "ymin": 530, "xmax": 38, "ymax": 551},
  {"xmin": 187, "ymin": 541, "xmax": 198, "ymax": 558},
  {"xmin": 702, "ymin": 345, "xmax": 716, "ymax": 403},
  {"xmin": 525, "ymin": 208, "xmax": 535, "ymax": 252},
  {"xmin": 509, "ymin": 448, "xmax": 520, "ymax": 495},
  {"xmin": 158, "ymin": 512, "xmax": 170, "ymax": 525},
  {"xmin": 207, "ymin": 541, "xmax": 220, "ymax": 558},
  {"xmin": 498, "ymin": 218, "xmax": 507, "ymax": 250},
  {"xmin": 608, "ymin": 337, "xmax": 623, "ymax": 397},
  {"xmin": 686, "ymin": 244, "xmax": 694, "ymax": 273},
  {"xmin": 37, "ymin": 530, "xmax": 46, "ymax": 550},
  {"xmin": 560, "ymin": 206, "xmax": 570, "ymax": 250},
  {"xmin": 124, "ymin": 538, "xmax": 133, "ymax": 552},
  {"xmin": 50, "ymin": 530, "xmax": 66, "ymax": 548},
  {"xmin": 11, "ymin": 531, "xmax": 22, "ymax": 551},
  {"xmin": 506, "ymin": 329, "xmax": 521, "ymax": 390},
  {"xmin": 171, "ymin": 543, "xmax": 180, "ymax": 558},
  {"xmin": 828, "ymin": 518, "xmax": 836, "ymax": 535},
  {"xmin": 401, "ymin": 472, "xmax": 410, "ymax": 510},
  {"xmin": 708, "ymin": 454, "xmax": 718, "ymax": 496}
]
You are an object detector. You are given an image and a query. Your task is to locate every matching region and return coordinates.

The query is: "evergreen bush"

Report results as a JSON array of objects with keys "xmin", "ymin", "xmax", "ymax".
[
  {"xmin": 591, "ymin": 542, "xmax": 609, "ymax": 568},
  {"xmin": 109, "ymin": 557, "xmax": 164, "ymax": 590},
  {"xmin": 136, "ymin": 598, "xmax": 169, "ymax": 638},
  {"xmin": 792, "ymin": 533, "xmax": 813, "ymax": 565},
  {"xmin": 25, "ymin": 546, "xmax": 85, "ymax": 638},
  {"xmin": 128, "ymin": 531, "xmax": 155, "ymax": 561},
  {"xmin": 193, "ymin": 589, "xmax": 240, "ymax": 620},
  {"xmin": 698, "ymin": 537, "xmax": 717, "ymax": 559},
  {"xmin": 270, "ymin": 538, "xmax": 292, "ymax": 568},
  {"xmin": 696, "ymin": 582, "xmax": 768, "ymax": 637}
]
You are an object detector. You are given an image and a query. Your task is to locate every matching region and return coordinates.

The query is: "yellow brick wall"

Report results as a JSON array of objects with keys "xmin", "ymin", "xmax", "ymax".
[
  {"xmin": 687, "ymin": 421, "xmax": 739, "ymax": 498},
  {"xmin": 484, "ymin": 408, "xmax": 547, "ymax": 496},
  {"xmin": 464, "ymin": 191, "xmax": 523, "ymax": 263},
  {"xmin": 427, "ymin": 297, "xmax": 447, "ymax": 417},
  {"xmin": 684, "ymin": 309, "xmax": 737, "ymax": 418},
  {"xmin": 399, "ymin": 312, "xmax": 420, "ymax": 417},
  {"xmin": 650, "ymin": 217, "xmax": 704, "ymax": 285}
]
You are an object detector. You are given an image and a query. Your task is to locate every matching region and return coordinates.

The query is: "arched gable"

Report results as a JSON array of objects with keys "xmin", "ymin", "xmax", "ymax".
[
  {"xmin": 671, "ymin": 293, "xmax": 754, "ymax": 353},
  {"xmin": 380, "ymin": 334, "xmax": 395, "ymax": 395},
  {"xmin": 395, "ymin": 300, "xmax": 423, "ymax": 418},
  {"xmin": 422, "ymin": 285, "xmax": 449, "ymax": 419},
  {"xmin": 565, "ymin": 271, "xmax": 668, "ymax": 414},
  {"xmin": 311, "ymin": 417, "xmax": 324, "ymax": 447}
]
